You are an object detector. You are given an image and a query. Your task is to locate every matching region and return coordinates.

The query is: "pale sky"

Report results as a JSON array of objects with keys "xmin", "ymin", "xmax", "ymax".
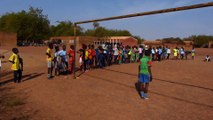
[{"xmin": 0, "ymin": 0, "xmax": 213, "ymax": 40}]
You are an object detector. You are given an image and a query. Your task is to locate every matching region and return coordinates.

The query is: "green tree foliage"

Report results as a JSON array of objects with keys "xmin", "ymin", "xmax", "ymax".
[
  {"xmin": 50, "ymin": 21, "xmax": 83, "ymax": 36},
  {"xmin": 0, "ymin": 7, "xmax": 50, "ymax": 43},
  {"xmin": 134, "ymin": 36, "xmax": 144, "ymax": 44},
  {"xmin": 161, "ymin": 37, "xmax": 185, "ymax": 45},
  {"xmin": 183, "ymin": 35, "xmax": 213, "ymax": 47}
]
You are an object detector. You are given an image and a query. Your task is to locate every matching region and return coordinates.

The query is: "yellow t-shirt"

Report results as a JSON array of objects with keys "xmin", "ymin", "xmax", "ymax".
[
  {"xmin": 85, "ymin": 51, "xmax": 89, "ymax": 60},
  {"xmin": 46, "ymin": 48, "xmax": 53, "ymax": 61},
  {"xmin": 174, "ymin": 49, "xmax": 177, "ymax": 57},
  {"xmin": 9, "ymin": 53, "xmax": 20, "ymax": 70}
]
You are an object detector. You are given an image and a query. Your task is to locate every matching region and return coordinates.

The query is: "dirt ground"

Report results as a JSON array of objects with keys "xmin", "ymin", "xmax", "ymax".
[{"xmin": 0, "ymin": 46, "xmax": 213, "ymax": 120}]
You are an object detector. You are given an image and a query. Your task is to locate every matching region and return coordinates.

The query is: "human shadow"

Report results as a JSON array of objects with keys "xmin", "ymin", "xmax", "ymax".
[
  {"xmin": 102, "ymin": 68, "xmax": 213, "ymax": 92},
  {"xmin": 84, "ymin": 74, "xmax": 213, "ymax": 108},
  {"xmin": 0, "ymin": 73, "xmax": 45, "ymax": 86}
]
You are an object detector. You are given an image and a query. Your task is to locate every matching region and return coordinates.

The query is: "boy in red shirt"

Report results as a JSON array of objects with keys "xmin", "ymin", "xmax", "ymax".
[{"xmin": 68, "ymin": 45, "xmax": 75, "ymax": 74}]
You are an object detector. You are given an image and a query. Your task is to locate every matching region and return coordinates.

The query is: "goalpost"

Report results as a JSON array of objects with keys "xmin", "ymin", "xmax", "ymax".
[{"xmin": 73, "ymin": 2, "xmax": 213, "ymax": 79}]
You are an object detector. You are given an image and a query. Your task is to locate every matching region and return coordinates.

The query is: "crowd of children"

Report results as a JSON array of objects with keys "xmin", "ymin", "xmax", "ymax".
[{"xmin": 45, "ymin": 42, "xmax": 200, "ymax": 80}]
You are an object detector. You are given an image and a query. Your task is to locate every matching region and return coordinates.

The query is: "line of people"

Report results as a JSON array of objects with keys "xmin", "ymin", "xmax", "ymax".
[
  {"xmin": 150, "ymin": 46, "xmax": 196, "ymax": 62},
  {"xmin": 46, "ymin": 43, "xmax": 198, "ymax": 79}
]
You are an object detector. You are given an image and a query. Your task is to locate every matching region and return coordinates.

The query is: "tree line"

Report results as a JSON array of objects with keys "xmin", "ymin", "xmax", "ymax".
[
  {"xmin": 160, "ymin": 35, "xmax": 213, "ymax": 47},
  {"xmin": 0, "ymin": 7, "xmax": 143, "ymax": 44},
  {"xmin": 0, "ymin": 7, "xmax": 212, "ymax": 47}
]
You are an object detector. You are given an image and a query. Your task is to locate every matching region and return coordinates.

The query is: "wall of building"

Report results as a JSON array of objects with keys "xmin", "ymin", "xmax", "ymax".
[
  {"xmin": 209, "ymin": 41, "xmax": 213, "ymax": 48},
  {"xmin": 0, "ymin": 31, "xmax": 17, "ymax": 47}
]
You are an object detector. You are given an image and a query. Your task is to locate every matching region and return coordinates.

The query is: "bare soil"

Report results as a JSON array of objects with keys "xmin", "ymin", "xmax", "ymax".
[{"xmin": 0, "ymin": 46, "xmax": 213, "ymax": 120}]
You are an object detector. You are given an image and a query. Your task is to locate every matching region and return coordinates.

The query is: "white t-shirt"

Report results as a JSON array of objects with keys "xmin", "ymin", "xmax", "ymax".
[
  {"xmin": 151, "ymin": 49, "xmax": 155, "ymax": 54},
  {"xmin": 113, "ymin": 48, "xmax": 118, "ymax": 55},
  {"xmin": 167, "ymin": 49, "xmax": 171, "ymax": 54},
  {"xmin": 139, "ymin": 48, "xmax": 142, "ymax": 54}
]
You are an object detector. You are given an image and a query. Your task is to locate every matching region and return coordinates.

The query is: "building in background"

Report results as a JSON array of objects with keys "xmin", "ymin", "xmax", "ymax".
[{"xmin": 50, "ymin": 36, "xmax": 138, "ymax": 49}]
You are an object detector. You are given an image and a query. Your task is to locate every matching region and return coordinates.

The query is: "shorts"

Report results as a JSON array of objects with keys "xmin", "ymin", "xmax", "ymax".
[
  {"xmin": 138, "ymin": 74, "xmax": 150, "ymax": 83},
  {"xmin": 47, "ymin": 61, "xmax": 54, "ymax": 68}
]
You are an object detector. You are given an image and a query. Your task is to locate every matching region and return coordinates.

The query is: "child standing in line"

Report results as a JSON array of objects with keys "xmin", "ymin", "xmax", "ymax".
[
  {"xmin": 191, "ymin": 47, "xmax": 195, "ymax": 60},
  {"xmin": 78, "ymin": 49, "xmax": 83, "ymax": 71},
  {"xmin": 9, "ymin": 48, "xmax": 23, "ymax": 83},
  {"xmin": 54, "ymin": 45, "xmax": 60, "ymax": 76},
  {"xmin": 46, "ymin": 43, "xmax": 54, "ymax": 79},
  {"xmin": 68, "ymin": 45, "xmax": 75, "ymax": 74},
  {"xmin": 173, "ymin": 47, "xmax": 178, "ymax": 60},
  {"xmin": 138, "ymin": 50, "xmax": 152, "ymax": 99},
  {"xmin": 0, "ymin": 55, "xmax": 5, "ymax": 79}
]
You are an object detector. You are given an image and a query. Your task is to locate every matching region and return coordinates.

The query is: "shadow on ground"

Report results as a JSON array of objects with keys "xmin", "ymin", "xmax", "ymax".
[
  {"xmin": 0, "ymin": 73, "xmax": 45, "ymax": 86},
  {"xmin": 84, "ymin": 73, "xmax": 213, "ymax": 108}
]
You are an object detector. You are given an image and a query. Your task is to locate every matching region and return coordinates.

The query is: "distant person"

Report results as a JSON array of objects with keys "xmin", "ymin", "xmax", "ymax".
[
  {"xmin": 113, "ymin": 45, "xmax": 119, "ymax": 64},
  {"xmin": 180, "ymin": 47, "xmax": 185, "ymax": 60},
  {"xmin": 68, "ymin": 45, "xmax": 75, "ymax": 74},
  {"xmin": 204, "ymin": 55, "xmax": 211, "ymax": 62},
  {"xmin": 0, "ymin": 55, "xmax": 5, "ymax": 71},
  {"xmin": 9, "ymin": 48, "xmax": 23, "ymax": 83},
  {"xmin": 191, "ymin": 47, "xmax": 195, "ymax": 60},
  {"xmin": 167, "ymin": 47, "xmax": 171, "ymax": 59},
  {"xmin": 46, "ymin": 43, "xmax": 54, "ymax": 79},
  {"xmin": 173, "ymin": 47, "xmax": 178, "ymax": 60},
  {"xmin": 138, "ymin": 50, "xmax": 152, "ymax": 99},
  {"xmin": 158, "ymin": 46, "xmax": 162, "ymax": 61},
  {"xmin": 151, "ymin": 47, "xmax": 155, "ymax": 61},
  {"xmin": 0, "ymin": 54, "xmax": 5, "ymax": 78},
  {"xmin": 78, "ymin": 49, "xmax": 83, "ymax": 71},
  {"xmin": 54, "ymin": 45, "xmax": 60, "ymax": 76},
  {"xmin": 138, "ymin": 45, "xmax": 143, "ymax": 59},
  {"xmin": 58, "ymin": 45, "xmax": 68, "ymax": 73}
]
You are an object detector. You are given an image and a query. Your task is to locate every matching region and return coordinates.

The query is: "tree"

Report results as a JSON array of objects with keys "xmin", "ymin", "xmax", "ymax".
[
  {"xmin": 0, "ymin": 7, "xmax": 50, "ymax": 43},
  {"xmin": 51, "ymin": 21, "xmax": 83, "ymax": 36},
  {"xmin": 134, "ymin": 36, "xmax": 144, "ymax": 44}
]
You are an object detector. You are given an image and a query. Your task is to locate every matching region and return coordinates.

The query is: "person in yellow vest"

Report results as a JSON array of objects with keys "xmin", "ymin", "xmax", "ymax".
[
  {"xmin": 46, "ymin": 43, "xmax": 54, "ymax": 79},
  {"xmin": 9, "ymin": 48, "xmax": 23, "ymax": 83},
  {"xmin": 173, "ymin": 47, "xmax": 178, "ymax": 60}
]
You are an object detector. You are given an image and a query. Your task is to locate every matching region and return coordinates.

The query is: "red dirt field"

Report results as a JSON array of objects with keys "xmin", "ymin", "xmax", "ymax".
[{"xmin": 0, "ymin": 46, "xmax": 213, "ymax": 120}]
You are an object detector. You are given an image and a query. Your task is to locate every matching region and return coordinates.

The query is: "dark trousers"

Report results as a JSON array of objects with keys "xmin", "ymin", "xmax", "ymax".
[
  {"xmin": 152, "ymin": 54, "xmax": 155, "ymax": 61},
  {"xmin": 158, "ymin": 54, "xmax": 161, "ymax": 61},
  {"xmin": 167, "ymin": 54, "xmax": 170, "ymax": 59},
  {"xmin": 14, "ymin": 69, "xmax": 22, "ymax": 83}
]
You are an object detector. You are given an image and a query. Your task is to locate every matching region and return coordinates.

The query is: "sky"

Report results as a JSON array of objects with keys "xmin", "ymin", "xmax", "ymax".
[{"xmin": 0, "ymin": 0, "xmax": 213, "ymax": 40}]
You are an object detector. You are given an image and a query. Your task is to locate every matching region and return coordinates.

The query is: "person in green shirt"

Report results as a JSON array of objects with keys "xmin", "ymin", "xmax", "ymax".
[{"xmin": 138, "ymin": 50, "xmax": 152, "ymax": 99}]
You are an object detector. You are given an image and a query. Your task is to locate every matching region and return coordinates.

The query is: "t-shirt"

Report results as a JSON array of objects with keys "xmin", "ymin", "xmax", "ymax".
[
  {"xmin": 140, "ymin": 56, "xmax": 151, "ymax": 75},
  {"xmin": 113, "ymin": 48, "xmax": 118, "ymax": 56},
  {"xmin": 87, "ymin": 49, "xmax": 92, "ymax": 59},
  {"xmin": 46, "ymin": 48, "xmax": 53, "ymax": 61},
  {"xmin": 68, "ymin": 49, "xmax": 75, "ymax": 63},
  {"xmin": 174, "ymin": 49, "xmax": 178, "ymax": 56},
  {"xmin": 167, "ymin": 49, "xmax": 171, "ymax": 54},
  {"xmin": 9, "ymin": 53, "xmax": 20, "ymax": 70},
  {"xmin": 54, "ymin": 51, "xmax": 60, "ymax": 62},
  {"xmin": 139, "ymin": 48, "xmax": 142, "ymax": 54},
  {"xmin": 158, "ymin": 48, "xmax": 162, "ymax": 55},
  {"xmin": 151, "ymin": 49, "xmax": 155, "ymax": 54},
  {"xmin": 58, "ymin": 50, "xmax": 67, "ymax": 62},
  {"xmin": 180, "ymin": 49, "xmax": 185, "ymax": 54}
]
